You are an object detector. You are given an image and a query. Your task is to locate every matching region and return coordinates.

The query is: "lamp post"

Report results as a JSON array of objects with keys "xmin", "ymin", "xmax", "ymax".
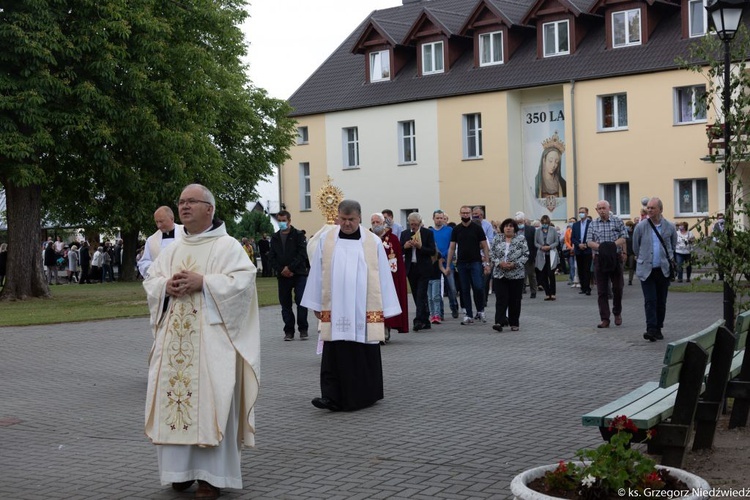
[{"xmin": 706, "ymin": 0, "xmax": 746, "ymax": 327}]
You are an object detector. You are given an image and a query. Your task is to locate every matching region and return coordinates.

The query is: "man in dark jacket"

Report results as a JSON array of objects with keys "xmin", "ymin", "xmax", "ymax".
[
  {"xmin": 269, "ymin": 211, "xmax": 310, "ymax": 341},
  {"xmin": 79, "ymin": 240, "xmax": 92, "ymax": 284},
  {"xmin": 571, "ymin": 206, "xmax": 593, "ymax": 295}
]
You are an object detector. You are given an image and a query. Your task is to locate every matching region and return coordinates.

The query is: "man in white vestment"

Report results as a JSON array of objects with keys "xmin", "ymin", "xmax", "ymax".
[
  {"xmin": 143, "ymin": 184, "xmax": 260, "ymax": 500},
  {"xmin": 138, "ymin": 206, "xmax": 184, "ymax": 278},
  {"xmin": 302, "ymin": 199, "xmax": 401, "ymax": 412}
]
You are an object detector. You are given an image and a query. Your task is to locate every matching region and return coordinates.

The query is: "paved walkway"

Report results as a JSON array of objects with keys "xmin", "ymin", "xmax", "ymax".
[{"xmin": 0, "ymin": 281, "xmax": 723, "ymax": 499}]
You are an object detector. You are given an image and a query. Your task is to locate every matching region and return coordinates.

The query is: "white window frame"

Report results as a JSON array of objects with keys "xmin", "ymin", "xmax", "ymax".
[
  {"xmin": 542, "ymin": 20, "xmax": 570, "ymax": 57},
  {"xmin": 421, "ymin": 41, "xmax": 444, "ymax": 75},
  {"xmin": 479, "ymin": 31, "xmax": 503, "ymax": 66},
  {"xmin": 674, "ymin": 85, "xmax": 707, "ymax": 124},
  {"xmin": 612, "ymin": 9, "xmax": 641, "ymax": 48},
  {"xmin": 463, "ymin": 113, "xmax": 483, "ymax": 159},
  {"xmin": 599, "ymin": 183, "xmax": 631, "ymax": 217},
  {"xmin": 369, "ymin": 50, "xmax": 391, "ymax": 82},
  {"xmin": 398, "ymin": 120, "xmax": 417, "ymax": 164},
  {"xmin": 299, "ymin": 162, "xmax": 311, "ymax": 211},
  {"xmin": 689, "ymin": 0, "xmax": 708, "ymax": 37},
  {"xmin": 598, "ymin": 93, "xmax": 628, "ymax": 131},
  {"xmin": 342, "ymin": 127, "xmax": 360, "ymax": 169},
  {"xmin": 675, "ymin": 178, "xmax": 709, "ymax": 216},
  {"xmin": 296, "ymin": 126, "xmax": 308, "ymax": 145}
]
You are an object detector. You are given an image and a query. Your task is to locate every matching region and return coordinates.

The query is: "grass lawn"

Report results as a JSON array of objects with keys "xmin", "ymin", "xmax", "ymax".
[{"xmin": 0, "ymin": 277, "xmax": 281, "ymax": 327}]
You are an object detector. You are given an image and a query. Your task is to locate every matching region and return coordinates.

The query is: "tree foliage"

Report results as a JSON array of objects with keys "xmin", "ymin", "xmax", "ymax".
[
  {"xmin": 682, "ymin": 26, "xmax": 750, "ymax": 316},
  {"xmin": 0, "ymin": 0, "xmax": 296, "ymax": 298},
  {"xmin": 226, "ymin": 210, "xmax": 274, "ymax": 241}
]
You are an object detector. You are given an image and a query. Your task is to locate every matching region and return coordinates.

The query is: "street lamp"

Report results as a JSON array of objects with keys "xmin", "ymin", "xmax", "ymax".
[{"xmin": 705, "ymin": 0, "xmax": 746, "ymax": 327}]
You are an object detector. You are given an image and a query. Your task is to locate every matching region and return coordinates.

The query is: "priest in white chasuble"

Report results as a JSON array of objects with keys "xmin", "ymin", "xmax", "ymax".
[
  {"xmin": 302, "ymin": 199, "xmax": 401, "ymax": 412},
  {"xmin": 143, "ymin": 184, "xmax": 260, "ymax": 500}
]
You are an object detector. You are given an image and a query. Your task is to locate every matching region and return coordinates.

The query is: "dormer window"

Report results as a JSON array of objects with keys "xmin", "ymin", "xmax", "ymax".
[
  {"xmin": 369, "ymin": 50, "xmax": 391, "ymax": 82},
  {"xmin": 422, "ymin": 41, "xmax": 444, "ymax": 75},
  {"xmin": 479, "ymin": 31, "xmax": 503, "ymax": 66},
  {"xmin": 543, "ymin": 20, "xmax": 570, "ymax": 57},
  {"xmin": 689, "ymin": 0, "xmax": 707, "ymax": 37},
  {"xmin": 612, "ymin": 9, "xmax": 641, "ymax": 47}
]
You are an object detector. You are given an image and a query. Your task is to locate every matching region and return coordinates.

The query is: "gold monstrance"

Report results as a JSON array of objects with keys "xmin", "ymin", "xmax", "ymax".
[{"xmin": 316, "ymin": 176, "xmax": 344, "ymax": 224}]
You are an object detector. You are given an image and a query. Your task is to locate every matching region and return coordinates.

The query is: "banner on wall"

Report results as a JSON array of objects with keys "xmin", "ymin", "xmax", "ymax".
[{"xmin": 521, "ymin": 102, "xmax": 567, "ymax": 221}]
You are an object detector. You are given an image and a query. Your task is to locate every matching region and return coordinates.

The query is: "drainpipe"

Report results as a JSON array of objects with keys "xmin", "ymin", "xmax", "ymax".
[{"xmin": 570, "ymin": 79, "xmax": 578, "ymax": 211}]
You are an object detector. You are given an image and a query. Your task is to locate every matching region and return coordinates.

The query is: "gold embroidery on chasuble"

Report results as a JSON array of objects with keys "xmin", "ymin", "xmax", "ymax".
[
  {"xmin": 156, "ymin": 253, "xmax": 204, "ymax": 444},
  {"xmin": 366, "ymin": 311, "xmax": 384, "ymax": 323}
]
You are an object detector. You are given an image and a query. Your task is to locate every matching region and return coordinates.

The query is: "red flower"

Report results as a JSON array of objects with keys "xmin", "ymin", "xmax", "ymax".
[{"xmin": 608, "ymin": 415, "xmax": 638, "ymax": 434}]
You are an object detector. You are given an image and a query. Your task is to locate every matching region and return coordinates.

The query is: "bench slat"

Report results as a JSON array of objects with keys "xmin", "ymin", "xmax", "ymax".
[
  {"xmin": 581, "ymin": 382, "xmax": 660, "ymax": 427},
  {"xmin": 662, "ymin": 320, "xmax": 722, "ymax": 366},
  {"xmin": 624, "ymin": 392, "xmax": 678, "ymax": 429},
  {"xmin": 731, "ymin": 349, "xmax": 746, "ymax": 379},
  {"xmin": 599, "ymin": 386, "xmax": 678, "ymax": 429},
  {"xmin": 735, "ymin": 310, "xmax": 750, "ymax": 346}
]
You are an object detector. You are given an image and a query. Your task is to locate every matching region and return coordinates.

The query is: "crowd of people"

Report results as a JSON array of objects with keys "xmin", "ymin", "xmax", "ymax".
[{"xmin": 39, "ymin": 236, "xmax": 123, "ymax": 285}]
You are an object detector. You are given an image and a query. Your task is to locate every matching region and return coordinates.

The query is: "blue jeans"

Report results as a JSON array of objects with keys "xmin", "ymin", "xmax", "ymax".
[
  {"xmin": 438, "ymin": 272, "xmax": 459, "ymax": 318},
  {"xmin": 428, "ymin": 279, "xmax": 442, "ymax": 318},
  {"xmin": 456, "ymin": 261, "xmax": 485, "ymax": 317},
  {"xmin": 568, "ymin": 254, "xmax": 576, "ymax": 282},
  {"xmin": 676, "ymin": 253, "xmax": 691, "ymax": 281},
  {"xmin": 278, "ymin": 274, "xmax": 309, "ymax": 335},
  {"xmin": 640, "ymin": 268, "xmax": 670, "ymax": 333}
]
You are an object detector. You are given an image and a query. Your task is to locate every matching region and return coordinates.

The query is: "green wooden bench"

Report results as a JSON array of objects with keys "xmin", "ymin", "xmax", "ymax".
[
  {"xmin": 727, "ymin": 310, "xmax": 750, "ymax": 428},
  {"xmin": 582, "ymin": 319, "xmax": 729, "ymax": 467}
]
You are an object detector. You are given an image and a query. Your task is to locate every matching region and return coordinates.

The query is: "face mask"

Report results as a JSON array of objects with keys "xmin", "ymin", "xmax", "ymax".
[
  {"xmin": 472, "ymin": 216, "xmax": 481, "ymax": 221},
  {"xmin": 517, "ymin": 223, "xmax": 525, "ymax": 229},
  {"xmin": 278, "ymin": 222, "xmax": 288, "ymax": 231},
  {"xmin": 372, "ymin": 224, "xmax": 384, "ymax": 235},
  {"xmin": 461, "ymin": 217, "xmax": 471, "ymax": 223},
  {"xmin": 579, "ymin": 213, "xmax": 586, "ymax": 219},
  {"xmin": 542, "ymin": 224, "xmax": 549, "ymax": 229}
]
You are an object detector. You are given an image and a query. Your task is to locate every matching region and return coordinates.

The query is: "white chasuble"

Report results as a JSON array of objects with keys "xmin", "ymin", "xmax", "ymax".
[
  {"xmin": 301, "ymin": 226, "xmax": 401, "ymax": 343},
  {"xmin": 144, "ymin": 225, "xmax": 260, "ymax": 449}
]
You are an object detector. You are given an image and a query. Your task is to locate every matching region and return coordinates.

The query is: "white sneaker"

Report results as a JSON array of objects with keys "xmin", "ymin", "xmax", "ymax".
[
  {"xmin": 461, "ymin": 316, "xmax": 474, "ymax": 325},
  {"xmin": 478, "ymin": 311, "xmax": 487, "ymax": 323}
]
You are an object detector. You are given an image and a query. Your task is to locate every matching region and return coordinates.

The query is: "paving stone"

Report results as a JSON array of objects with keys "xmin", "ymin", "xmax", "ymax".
[{"xmin": 0, "ymin": 284, "xmax": 722, "ymax": 499}]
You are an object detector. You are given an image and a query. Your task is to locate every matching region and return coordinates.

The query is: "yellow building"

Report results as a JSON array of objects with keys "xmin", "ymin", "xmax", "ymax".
[{"xmin": 282, "ymin": 0, "xmax": 726, "ymax": 231}]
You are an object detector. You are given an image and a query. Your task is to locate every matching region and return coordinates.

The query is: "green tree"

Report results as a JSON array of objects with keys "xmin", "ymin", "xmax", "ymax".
[
  {"xmin": 682, "ymin": 26, "xmax": 750, "ymax": 318},
  {"xmin": 228, "ymin": 210, "xmax": 274, "ymax": 242},
  {"xmin": 0, "ymin": 0, "xmax": 295, "ymax": 298}
]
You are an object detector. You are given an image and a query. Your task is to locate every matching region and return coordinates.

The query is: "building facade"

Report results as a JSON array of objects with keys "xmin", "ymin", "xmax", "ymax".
[{"xmin": 282, "ymin": 0, "xmax": 726, "ymax": 231}]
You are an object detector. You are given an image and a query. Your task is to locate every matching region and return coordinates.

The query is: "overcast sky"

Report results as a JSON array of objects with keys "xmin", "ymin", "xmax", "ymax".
[
  {"xmin": 242, "ymin": 0, "xmax": 401, "ymax": 100},
  {"xmin": 242, "ymin": 0, "xmax": 402, "ymax": 210}
]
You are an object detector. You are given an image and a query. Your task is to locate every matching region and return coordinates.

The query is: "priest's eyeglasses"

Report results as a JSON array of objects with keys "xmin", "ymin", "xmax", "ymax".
[{"xmin": 178, "ymin": 198, "xmax": 212, "ymax": 207}]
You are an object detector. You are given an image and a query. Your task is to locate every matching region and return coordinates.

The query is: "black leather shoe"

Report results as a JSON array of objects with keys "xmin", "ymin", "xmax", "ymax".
[
  {"xmin": 312, "ymin": 397, "xmax": 340, "ymax": 411},
  {"xmin": 654, "ymin": 330, "xmax": 664, "ymax": 340},
  {"xmin": 530, "ymin": 292, "xmax": 536, "ymax": 299},
  {"xmin": 172, "ymin": 481, "xmax": 195, "ymax": 492},
  {"xmin": 585, "ymin": 291, "xmax": 591, "ymax": 296},
  {"xmin": 643, "ymin": 330, "xmax": 658, "ymax": 342},
  {"xmin": 413, "ymin": 323, "xmax": 421, "ymax": 332}
]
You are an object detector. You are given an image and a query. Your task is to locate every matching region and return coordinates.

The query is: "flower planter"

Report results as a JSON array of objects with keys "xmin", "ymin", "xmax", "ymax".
[{"xmin": 510, "ymin": 463, "xmax": 711, "ymax": 500}]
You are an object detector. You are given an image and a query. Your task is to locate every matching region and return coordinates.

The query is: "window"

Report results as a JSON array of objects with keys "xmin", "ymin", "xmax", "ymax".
[
  {"xmin": 612, "ymin": 9, "xmax": 641, "ymax": 47},
  {"xmin": 299, "ymin": 163, "xmax": 311, "ymax": 211},
  {"xmin": 398, "ymin": 120, "xmax": 417, "ymax": 164},
  {"xmin": 463, "ymin": 113, "xmax": 483, "ymax": 159},
  {"xmin": 369, "ymin": 50, "xmax": 390, "ymax": 82},
  {"xmin": 543, "ymin": 20, "xmax": 570, "ymax": 57},
  {"xmin": 598, "ymin": 93, "xmax": 628, "ymax": 131},
  {"xmin": 479, "ymin": 31, "xmax": 503, "ymax": 66},
  {"xmin": 689, "ymin": 0, "xmax": 707, "ymax": 37},
  {"xmin": 676, "ymin": 179, "xmax": 708, "ymax": 215},
  {"xmin": 422, "ymin": 41, "xmax": 444, "ymax": 75},
  {"xmin": 342, "ymin": 127, "xmax": 359, "ymax": 168},
  {"xmin": 675, "ymin": 85, "xmax": 707, "ymax": 124},
  {"xmin": 600, "ymin": 183, "xmax": 630, "ymax": 217},
  {"xmin": 296, "ymin": 126, "xmax": 308, "ymax": 145}
]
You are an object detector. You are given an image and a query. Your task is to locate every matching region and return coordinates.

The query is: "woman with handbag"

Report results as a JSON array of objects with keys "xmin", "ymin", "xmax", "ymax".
[{"xmin": 675, "ymin": 222, "xmax": 695, "ymax": 283}]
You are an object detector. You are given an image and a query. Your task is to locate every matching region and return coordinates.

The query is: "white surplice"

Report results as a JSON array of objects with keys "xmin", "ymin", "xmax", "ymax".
[{"xmin": 301, "ymin": 226, "xmax": 401, "ymax": 344}]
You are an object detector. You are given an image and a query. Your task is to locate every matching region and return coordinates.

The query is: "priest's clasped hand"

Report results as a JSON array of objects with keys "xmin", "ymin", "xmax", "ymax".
[{"xmin": 167, "ymin": 270, "xmax": 204, "ymax": 298}]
